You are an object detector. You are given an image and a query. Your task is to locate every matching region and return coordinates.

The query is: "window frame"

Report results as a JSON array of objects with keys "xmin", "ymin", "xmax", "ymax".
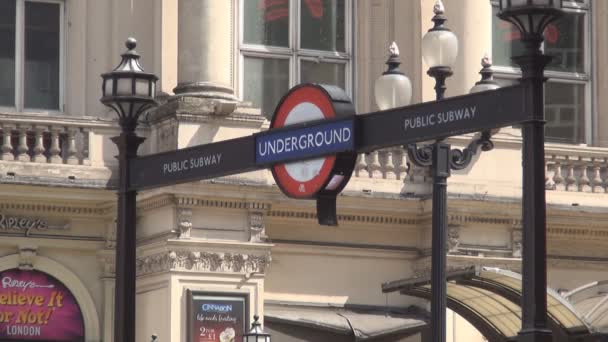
[
  {"xmin": 237, "ymin": 0, "xmax": 353, "ymax": 118},
  {"xmin": 490, "ymin": 0, "xmax": 593, "ymax": 145},
  {"xmin": 0, "ymin": 0, "xmax": 65, "ymax": 115}
]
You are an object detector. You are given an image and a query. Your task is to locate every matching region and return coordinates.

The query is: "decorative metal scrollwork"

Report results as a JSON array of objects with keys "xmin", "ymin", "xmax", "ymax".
[{"xmin": 406, "ymin": 130, "xmax": 494, "ymax": 171}]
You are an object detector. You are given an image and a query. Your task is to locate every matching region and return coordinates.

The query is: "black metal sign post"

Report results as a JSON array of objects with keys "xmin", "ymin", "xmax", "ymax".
[{"xmin": 130, "ymin": 85, "xmax": 530, "ymax": 190}]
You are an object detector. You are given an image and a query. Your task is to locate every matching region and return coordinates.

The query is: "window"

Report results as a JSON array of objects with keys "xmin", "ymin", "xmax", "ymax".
[
  {"xmin": 239, "ymin": 0, "xmax": 352, "ymax": 120},
  {"xmin": 0, "ymin": 0, "xmax": 63, "ymax": 112},
  {"xmin": 491, "ymin": 0, "xmax": 591, "ymax": 144}
]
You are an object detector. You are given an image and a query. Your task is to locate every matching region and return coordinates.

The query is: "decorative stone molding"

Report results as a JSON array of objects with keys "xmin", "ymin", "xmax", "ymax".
[
  {"xmin": 176, "ymin": 207, "xmax": 193, "ymax": 239},
  {"xmin": 0, "ymin": 201, "xmax": 106, "ymax": 217},
  {"xmin": 18, "ymin": 245, "xmax": 37, "ymax": 270},
  {"xmin": 137, "ymin": 194, "xmax": 272, "ymax": 215},
  {"xmin": 248, "ymin": 211, "xmax": 268, "ymax": 243},
  {"xmin": 105, "ymin": 220, "xmax": 117, "ymax": 248},
  {"xmin": 136, "ymin": 250, "xmax": 271, "ymax": 276},
  {"xmin": 268, "ymin": 210, "xmax": 421, "ymax": 226},
  {"xmin": 511, "ymin": 224, "xmax": 522, "ymax": 258},
  {"xmin": 97, "ymin": 253, "xmax": 115, "ymax": 278},
  {"xmin": 449, "ymin": 214, "xmax": 518, "ymax": 226},
  {"xmin": 447, "ymin": 224, "xmax": 460, "ymax": 253}
]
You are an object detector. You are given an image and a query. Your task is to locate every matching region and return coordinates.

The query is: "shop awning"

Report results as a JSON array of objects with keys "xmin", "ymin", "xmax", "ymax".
[
  {"xmin": 382, "ymin": 266, "xmax": 593, "ymax": 342},
  {"xmin": 264, "ymin": 303, "xmax": 427, "ymax": 340},
  {"xmin": 564, "ymin": 280, "xmax": 608, "ymax": 334}
]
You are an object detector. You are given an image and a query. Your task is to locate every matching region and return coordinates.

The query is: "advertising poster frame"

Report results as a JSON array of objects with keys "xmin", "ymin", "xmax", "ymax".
[{"xmin": 187, "ymin": 291, "xmax": 249, "ymax": 342}]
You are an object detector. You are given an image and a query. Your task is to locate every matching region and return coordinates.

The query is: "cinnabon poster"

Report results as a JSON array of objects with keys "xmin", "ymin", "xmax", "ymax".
[{"xmin": 189, "ymin": 293, "xmax": 248, "ymax": 342}]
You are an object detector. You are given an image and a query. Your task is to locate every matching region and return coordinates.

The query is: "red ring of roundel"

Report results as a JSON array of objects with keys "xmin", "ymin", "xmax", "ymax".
[{"xmin": 271, "ymin": 85, "xmax": 337, "ymax": 198}]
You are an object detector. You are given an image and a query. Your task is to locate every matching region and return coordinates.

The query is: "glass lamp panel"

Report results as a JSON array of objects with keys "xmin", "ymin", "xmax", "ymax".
[
  {"xmin": 135, "ymin": 78, "xmax": 150, "ymax": 96},
  {"xmin": 300, "ymin": 0, "xmax": 345, "ymax": 52},
  {"xmin": 545, "ymin": 13, "xmax": 585, "ymax": 73},
  {"xmin": 243, "ymin": 0, "xmax": 288, "ymax": 47},
  {"xmin": 24, "ymin": 1, "xmax": 60, "ymax": 110},
  {"xmin": 374, "ymin": 74, "xmax": 412, "ymax": 110},
  {"xmin": 103, "ymin": 78, "xmax": 113, "ymax": 96},
  {"xmin": 300, "ymin": 61, "xmax": 345, "ymax": 89},
  {"xmin": 0, "ymin": 0, "xmax": 16, "ymax": 107},
  {"xmin": 421, "ymin": 30, "xmax": 458, "ymax": 68},
  {"xmin": 492, "ymin": 6, "xmax": 525, "ymax": 68},
  {"xmin": 544, "ymin": 82, "xmax": 585, "ymax": 144},
  {"xmin": 115, "ymin": 77, "xmax": 133, "ymax": 96},
  {"xmin": 243, "ymin": 56, "xmax": 289, "ymax": 120}
]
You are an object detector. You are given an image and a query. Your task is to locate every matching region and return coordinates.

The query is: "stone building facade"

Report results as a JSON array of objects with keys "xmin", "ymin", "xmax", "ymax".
[{"xmin": 0, "ymin": 0, "xmax": 607, "ymax": 341}]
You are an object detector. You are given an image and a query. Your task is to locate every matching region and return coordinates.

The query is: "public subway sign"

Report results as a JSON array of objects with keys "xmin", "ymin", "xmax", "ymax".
[
  {"xmin": 128, "ymin": 83, "xmax": 530, "ymax": 224},
  {"xmin": 357, "ymin": 84, "xmax": 530, "ymax": 152},
  {"xmin": 129, "ymin": 135, "xmax": 257, "ymax": 190},
  {"xmin": 0, "ymin": 268, "xmax": 84, "ymax": 341}
]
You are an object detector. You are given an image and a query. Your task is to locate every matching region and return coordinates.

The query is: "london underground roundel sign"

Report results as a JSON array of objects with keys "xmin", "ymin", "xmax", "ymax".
[{"xmin": 268, "ymin": 84, "xmax": 357, "ymax": 206}]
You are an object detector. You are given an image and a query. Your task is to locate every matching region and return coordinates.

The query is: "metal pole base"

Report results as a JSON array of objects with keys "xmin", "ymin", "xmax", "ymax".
[{"xmin": 517, "ymin": 328, "xmax": 553, "ymax": 342}]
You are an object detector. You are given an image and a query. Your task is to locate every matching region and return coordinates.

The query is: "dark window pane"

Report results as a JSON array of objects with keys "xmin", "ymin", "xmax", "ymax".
[
  {"xmin": 244, "ymin": 56, "xmax": 289, "ymax": 120},
  {"xmin": 0, "ymin": 0, "xmax": 16, "ymax": 107},
  {"xmin": 545, "ymin": 82, "xmax": 585, "ymax": 144},
  {"xmin": 300, "ymin": 61, "xmax": 345, "ymax": 89},
  {"xmin": 545, "ymin": 13, "xmax": 585, "ymax": 73},
  {"xmin": 492, "ymin": 6, "xmax": 524, "ymax": 68},
  {"xmin": 244, "ymin": 0, "xmax": 289, "ymax": 47},
  {"xmin": 300, "ymin": 0, "xmax": 345, "ymax": 52},
  {"xmin": 24, "ymin": 1, "xmax": 60, "ymax": 110},
  {"xmin": 492, "ymin": 8, "xmax": 585, "ymax": 73}
]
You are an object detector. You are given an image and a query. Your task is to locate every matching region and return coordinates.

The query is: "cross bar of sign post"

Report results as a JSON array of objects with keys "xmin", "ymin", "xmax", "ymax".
[{"xmin": 128, "ymin": 84, "xmax": 530, "ymax": 191}]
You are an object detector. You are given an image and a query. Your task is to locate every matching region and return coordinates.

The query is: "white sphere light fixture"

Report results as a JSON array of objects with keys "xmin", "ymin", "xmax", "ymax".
[
  {"xmin": 421, "ymin": 0, "xmax": 459, "ymax": 69},
  {"xmin": 374, "ymin": 42, "xmax": 412, "ymax": 110}
]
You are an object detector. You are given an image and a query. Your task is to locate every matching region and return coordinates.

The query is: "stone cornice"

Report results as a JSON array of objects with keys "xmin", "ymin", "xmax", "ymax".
[
  {"xmin": 135, "ymin": 250, "xmax": 271, "ymax": 276},
  {"xmin": 267, "ymin": 209, "xmax": 422, "ymax": 226},
  {"xmin": 136, "ymin": 194, "xmax": 272, "ymax": 213},
  {"xmin": 0, "ymin": 199, "xmax": 108, "ymax": 217}
]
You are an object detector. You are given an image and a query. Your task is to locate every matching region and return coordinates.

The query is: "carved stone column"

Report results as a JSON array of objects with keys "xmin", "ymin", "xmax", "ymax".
[{"xmin": 174, "ymin": 0, "xmax": 235, "ymax": 101}]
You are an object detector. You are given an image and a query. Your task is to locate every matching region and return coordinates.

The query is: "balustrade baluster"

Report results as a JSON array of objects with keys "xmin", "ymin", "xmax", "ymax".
[
  {"xmin": 80, "ymin": 128, "xmax": 91, "ymax": 166},
  {"xmin": 591, "ymin": 160, "xmax": 603, "ymax": 193},
  {"xmin": 552, "ymin": 158, "xmax": 565, "ymax": 191},
  {"xmin": 355, "ymin": 153, "xmax": 368, "ymax": 178},
  {"xmin": 1, "ymin": 124, "xmax": 15, "ymax": 161},
  {"xmin": 33, "ymin": 126, "xmax": 47, "ymax": 163},
  {"xmin": 66, "ymin": 127, "xmax": 79, "ymax": 165},
  {"xmin": 397, "ymin": 149, "xmax": 408, "ymax": 180},
  {"xmin": 385, "ymin": 151, "xmax": 396, "ymax": 180},
  {"xmin": 17, "ymin": 125, "xmax": 31, "ymax": 162},
  {"xmin": 49, "ymin": 127, "xmax": 63, "ymax": 164},
  {"xmin": 578, "ymin": 158, "xmax": 591, "ymax": 192},
  {"xmin": 565, "ymin": 158, "xmax": 577, "ymax": 191},
  {"xmin": 369, "ymin": 151, "xmax": 382, "ymax": 179}
]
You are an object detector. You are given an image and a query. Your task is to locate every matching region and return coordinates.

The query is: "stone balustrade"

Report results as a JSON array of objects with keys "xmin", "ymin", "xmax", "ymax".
[
  {"xmin": 353, "ymin": 143, "xmax": 608, "ymax": 195},
  {"xmin": 354, "ymin": 148, "xmax": 409, "ymax": 180},
  {"xmin": 0, "ymin": 114, "xmax": 118, "ymax": 167},
  {"xmin": 0, "ymin": 122, "xmax": 92, "ymax": 165},
  {"xmin": 545, "ymin": 146, "xmax": 608, "ymax": 193}
]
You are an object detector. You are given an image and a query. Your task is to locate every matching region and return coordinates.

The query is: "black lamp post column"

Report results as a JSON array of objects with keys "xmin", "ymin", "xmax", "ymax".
[
  {"xmin": 101, "ymin": 38, "xmax": 158, "ymax": 342},
  {"xmin": 496, "ymin": 2, "xmax": 563, "ymax": 341},
  {"xmin": 514, "ymin": 37, "xmax": 554, "ymax": 342},
  {"xmin": 112, "ymin": 128, "xmax": 144, "ymax": 342}
]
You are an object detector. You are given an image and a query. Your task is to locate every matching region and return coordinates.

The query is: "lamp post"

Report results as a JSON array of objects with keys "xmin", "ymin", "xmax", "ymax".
[
  {"xmin": 375, "ymin": 3, "xmax": 498, "ymax": 341},
  {"xmin": 243, "ymin": 315, "xmax": 271, "ymax": 342},
  {"xmin": 100, "ymin": 38, "xmax": 158, "ymax": 342},
  {"xmin": 497, "ymin": 1, "xmax": 563, "ymax": 342}
]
